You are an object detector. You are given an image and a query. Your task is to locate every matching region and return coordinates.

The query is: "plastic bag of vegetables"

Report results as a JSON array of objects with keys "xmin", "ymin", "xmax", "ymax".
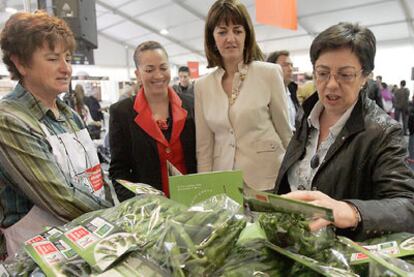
[
  {"xmin": 25, "ymin": 227, "xmax": 92, "ymax": 277},
  {"xmin": 213, "ymin": 221, "xmax": 292, "ymax": 276},
  {"xmin": 350, "ymin": 233, "xmax": 414, "ymax": 265},
  {"xmin": 0, "ymin": 249, "xmax": 37, "ymax": 276},
  {"xmin": 61, "ymin": 195, "xmax": 186, "ymax": 272},
  {"xmin": 145, "ymin": 194, "xmax": 246, "ymax": 276},
  {"xmin": 369, "ymin": 254, "xmax": 414, "ymax": 277},
  {"xmin": 244, "ymin": 188, "xmax": 358, "ymax": 275},
  {"xmin": 91, "ymin": 251, "xmax": 170, "ymax": 277},
  {"xmin": 339, "ymin": 236, "xmax": 414, "ymax": 277},
  {"xmin": 0, "ymin": 228, "xmax": 65, "ymax": 276}
]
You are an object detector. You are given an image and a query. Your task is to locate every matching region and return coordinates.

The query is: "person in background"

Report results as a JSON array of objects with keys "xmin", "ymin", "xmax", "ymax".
[
  {"xmin": 84, "ymin": 87, "xmax": 104, "ymax": 122},
  {"xmin": 266, "ymin": 50, "xmax": 300, "ymax": 130},
  {"xmin": 380, "ymin": 82, "xmax": 394, "ymax": 116},
  {"xmin": 172, "ymin": 66, "xmax": 194, "ymax": 109},
  {"xmin": 109, "ymin": 41, "xmax": 196, "ymax": 201},
  {"xmin": 394, "ymin": 80, "xmax": 410, "ymax": 135},
  {"xmin": 273, "ymin": 22, "xmax": 414, "ymax": 240},
  {"xmin": 297, "ymin": 72, "xmax": 316, "ymax": 104},
  {"xmin": 365, "ymin": 72, "xmax": 383, "ymax": 109},
  {"xmin": 195, "ymin": 0, "xmax": 292, "ymax": 192},
  {"xmin": 118, "ymin": 83, "xmax": 138, "ymax": 102},
  {"xmin": 0, "ymin": 11, "xmax": 111, "ymax": 258},
  {"xmin": 74, "ymin": 84, "xmax": 102, "ymax": 139},
  {"xmin": 408, "ymin": 94, "xmax": 414, "ymax": 161},
  {"xmin": 391, "ymin": 84, "xmax": 398, "ymax": 94},
  {"xmin": 375, "ymin": 75, "xmax": 382, "ymax": 89}
]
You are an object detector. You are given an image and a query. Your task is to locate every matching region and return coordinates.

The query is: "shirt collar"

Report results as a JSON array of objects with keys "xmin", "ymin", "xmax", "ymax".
[
  {"xmin": 12, "ymin": 83, "xmax": 72, "ymax": 122},
  {"xmin": 307, "ymin": 100, "xmax": 357, "ymax": 137}
]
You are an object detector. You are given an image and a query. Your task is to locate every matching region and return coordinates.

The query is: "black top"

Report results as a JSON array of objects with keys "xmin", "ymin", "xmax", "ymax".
[{"xmin": 108, "ymin": 95, "xmax": 197, "ymax": 201}]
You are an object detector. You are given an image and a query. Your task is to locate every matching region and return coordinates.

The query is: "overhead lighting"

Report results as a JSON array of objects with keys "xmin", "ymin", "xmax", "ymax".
[
  {"xmin": 5, "ymin": 7, "xmax": 18, "ymax": 14},
  {"xmin": 160, "ymin": 29, "xmax": 169, "ymax": 35}
]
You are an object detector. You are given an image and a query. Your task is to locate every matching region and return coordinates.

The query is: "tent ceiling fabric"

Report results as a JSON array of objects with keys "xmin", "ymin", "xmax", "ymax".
[
  {"xmin": 94, "ymin": 0, "xmax": 414, "ymax": 66},
  {"xmin": 0, "ymin": 0, "xmax": 413, "ymax": 66}
]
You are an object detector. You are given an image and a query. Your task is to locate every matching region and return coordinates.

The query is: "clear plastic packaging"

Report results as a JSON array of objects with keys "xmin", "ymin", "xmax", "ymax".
[
  {"xmin": 61, "ymin": 195, "xmax": 186, "ymax": 272},
  {"xmin": 369, "ymin": 254, "xmax": 414, "ymax": 277},
  {"xmin": 144, "ymin": 194, "xmax": 246, "ymax": 276}
]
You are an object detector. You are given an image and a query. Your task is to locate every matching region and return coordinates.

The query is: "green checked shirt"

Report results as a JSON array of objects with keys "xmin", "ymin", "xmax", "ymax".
[{"xmin": 0, "ymin": 83, "xmax": 111, "ymax": 228}]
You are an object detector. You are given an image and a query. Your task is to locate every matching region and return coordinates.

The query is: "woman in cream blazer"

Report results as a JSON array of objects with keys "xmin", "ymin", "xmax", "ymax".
[
  {"xmin": 195, "ymin": 61, "xmax": 291, "ymax": 190},
  {"xmin": 195, "ymin": 0, "xmax": 292, "ymax": 191}
]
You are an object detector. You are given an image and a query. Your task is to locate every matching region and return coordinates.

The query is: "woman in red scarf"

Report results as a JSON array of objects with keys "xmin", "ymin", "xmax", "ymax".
[{"xmin": 109, "ymin": 41, "xmax": 196, "ymax": 201}]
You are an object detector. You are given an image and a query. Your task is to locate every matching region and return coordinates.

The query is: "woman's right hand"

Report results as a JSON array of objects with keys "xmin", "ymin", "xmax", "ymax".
[{"xmin": 282, "ymin": 190, "xmax": 360, "ymax": 231}]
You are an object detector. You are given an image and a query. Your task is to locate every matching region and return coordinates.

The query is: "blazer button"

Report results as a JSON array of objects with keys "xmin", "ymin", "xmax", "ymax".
[{"xmin": 165, "ymin": 147, "xmax": 171, "ymax": 153}]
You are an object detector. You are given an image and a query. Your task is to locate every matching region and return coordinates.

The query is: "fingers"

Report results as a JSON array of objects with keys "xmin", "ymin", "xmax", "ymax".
[
  {"xmin": 308, "ymin": 218, "xmax": 330, "ymax": 232},
  {"xmin": 282, "ymin": 190, "xmax": 326, "ymax": 202}
]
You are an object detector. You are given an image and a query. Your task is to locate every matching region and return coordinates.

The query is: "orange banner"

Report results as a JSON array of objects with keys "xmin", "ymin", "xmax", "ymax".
[
  {"xmin": 187, "ymin": 61, "xmax": 199, "ymax": 78},
  {"xmin": 256, "ymin": 0, "xmax": 297, "ymax": 30}
]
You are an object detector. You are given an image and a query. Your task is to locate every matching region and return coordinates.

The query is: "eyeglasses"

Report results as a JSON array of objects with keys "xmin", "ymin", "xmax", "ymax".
[{"xmin": 314, "ymin": 69, "xmax": 363, "ymax": 84}]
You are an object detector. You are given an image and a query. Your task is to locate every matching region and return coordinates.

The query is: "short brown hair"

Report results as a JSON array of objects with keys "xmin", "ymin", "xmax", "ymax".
[
  {"xmin": 204, "ymin": 0, "xmax": 263, "ymax": 68},
  {"xmin": 310, "ymin": 22, "xmax": 376, "ymax": 76},
  {"xmin": 0, "ymin": 10, "xmax": 76, "ymax": 80},
  {"xmin": 266, "ymin": 50, "xmax": 290, "ymax": 64},
  {"xmin": 133, "ymin": 41, "xmax": 168, "ymax": 68}
]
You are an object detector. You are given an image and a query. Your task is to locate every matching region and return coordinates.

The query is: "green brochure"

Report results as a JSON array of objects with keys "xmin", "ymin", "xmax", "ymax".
[
  {"xmin": 244, "ymin": 187, "xmax": 334, "ymax": 222},
  {"xmin": 169, "ymin": 170, "xmax": 243, "ymax": 206}
]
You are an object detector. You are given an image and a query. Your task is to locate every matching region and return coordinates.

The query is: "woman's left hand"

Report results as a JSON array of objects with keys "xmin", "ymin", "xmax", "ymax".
[{"xmin": 282, "ymin": 190, "xmax": 359, "ymax": 231}]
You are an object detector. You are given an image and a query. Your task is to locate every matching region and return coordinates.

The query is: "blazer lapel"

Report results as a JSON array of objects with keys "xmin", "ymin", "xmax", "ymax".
[
  {"xmin": 133, "ymin": 89, "xmax": 169, "ymax": 146},
  {"xmin": 169, "ymin": 88, "xmax": 187, "ymax": 145}
]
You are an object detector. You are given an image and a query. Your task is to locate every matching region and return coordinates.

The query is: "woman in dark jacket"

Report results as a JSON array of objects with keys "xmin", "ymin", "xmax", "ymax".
[
  {"xmin": 109, "ymin": 41, "xmax": 196, "ymax": 201},
  {"xmin": 273, "ymin": 22, "xmax": 414, "ymax": 240}
]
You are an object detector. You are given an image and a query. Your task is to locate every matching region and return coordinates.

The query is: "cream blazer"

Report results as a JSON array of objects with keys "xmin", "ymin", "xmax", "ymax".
[{"xmin": 194, "ymin": 61, "xmax": 293, "ymax": 191}]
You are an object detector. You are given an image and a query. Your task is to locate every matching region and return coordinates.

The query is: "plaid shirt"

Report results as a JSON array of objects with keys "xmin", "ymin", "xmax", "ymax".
[{"xmin": 0, "ymin": 83, "xmax": 111, "ymax": 229}]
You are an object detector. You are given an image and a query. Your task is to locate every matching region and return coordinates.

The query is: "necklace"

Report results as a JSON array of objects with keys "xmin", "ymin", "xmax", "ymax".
[{"xmin": 229, "ymin": 64, "xmax": 248, "ymax": 105}]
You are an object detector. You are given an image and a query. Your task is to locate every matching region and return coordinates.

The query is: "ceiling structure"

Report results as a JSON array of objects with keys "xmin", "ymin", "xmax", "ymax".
[
  {"xmin": 0, "ymin": 0, "xmax": 413, "ymax": 67},
  {"xmin": 94, "ymin": 0, "xmax": 414, "ymax": 66}
]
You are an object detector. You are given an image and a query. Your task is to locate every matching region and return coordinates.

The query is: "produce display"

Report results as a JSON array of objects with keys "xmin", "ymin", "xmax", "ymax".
[
  {"xmin": 62, "ymin": 195, "xmax": 186, "ymax": 273},
  {"xmin": 1, "ymin": 185, "xmax": 414, "ymax": 277},
  {"xmin": 144, "ymin": 194, "xmax": 246, "ymax": 276}
]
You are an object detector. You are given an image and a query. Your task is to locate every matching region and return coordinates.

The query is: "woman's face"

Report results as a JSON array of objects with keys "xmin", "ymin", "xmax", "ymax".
[
  {"xmin": 16, "ymin": 41, "xmax": 72, "ymax": 97},
  {"xmin": 314, "ymin": 48, "xmax": 368, "ymax": 116},
  {"xmin": 213, "ymin": 20, "xmax": 246, "ymax": 65},
  {"xmin": 135, "ymin": 49, "xmax": 170, "ymax": 97}
]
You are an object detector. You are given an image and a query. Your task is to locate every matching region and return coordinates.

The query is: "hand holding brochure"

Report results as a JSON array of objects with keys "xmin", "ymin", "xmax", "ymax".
[{"xmin": 243, "ymin": 187, "xmax": 334, "ymax": 222}]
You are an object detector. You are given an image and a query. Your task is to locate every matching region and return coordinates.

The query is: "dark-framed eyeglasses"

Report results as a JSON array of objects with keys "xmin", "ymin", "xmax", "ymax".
[{"xmin": 314, "ymin": 69, "xmax": 363, "ymax": 84}]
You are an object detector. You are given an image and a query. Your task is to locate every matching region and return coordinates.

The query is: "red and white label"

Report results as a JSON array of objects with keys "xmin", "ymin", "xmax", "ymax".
[
  {"xmin": 86, "ymin": 164, "xmax": 104, "ymax": 192},
  {"xmin": 25, "ymin": 235, "xmax": 45, "ymax": 245},
  {"xmin": 66, "ymin": 226, "xmax": 97, "ymax": 248},
  {"xmin": 34, "ymin": 241, "xmax": 59, "ymax": 256},
  {"xmin": 67, "ymin": 226, "xmax": 89, "ymax": 241}
]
